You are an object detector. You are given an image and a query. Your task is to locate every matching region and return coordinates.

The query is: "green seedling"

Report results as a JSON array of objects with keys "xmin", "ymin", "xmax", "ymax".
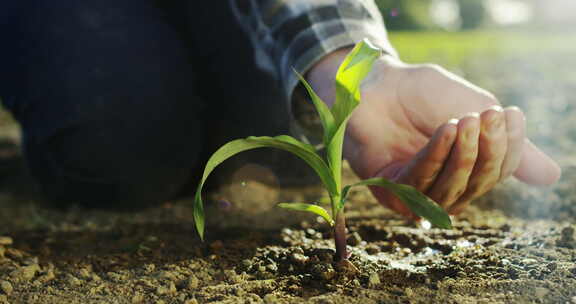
[{"xmin": 194, "ymin": 39, "xmax": 451, "ymax": 263}]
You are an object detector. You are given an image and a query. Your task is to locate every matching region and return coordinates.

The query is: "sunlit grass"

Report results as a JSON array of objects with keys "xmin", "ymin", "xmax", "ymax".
[{"xmin": 389, "ymin": 30, "xmax": 576, "ymax": 67}]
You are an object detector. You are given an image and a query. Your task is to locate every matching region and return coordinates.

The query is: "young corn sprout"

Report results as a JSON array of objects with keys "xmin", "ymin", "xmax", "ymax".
[{"xmin": 194, "ymin": 39, "xmax": 451, "ymax": 264}]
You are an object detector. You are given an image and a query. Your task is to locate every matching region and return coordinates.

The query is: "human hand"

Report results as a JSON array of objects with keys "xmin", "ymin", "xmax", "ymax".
[{"xmin": 306, "ymin": 48, "xmax": 561, "ymax": 217}]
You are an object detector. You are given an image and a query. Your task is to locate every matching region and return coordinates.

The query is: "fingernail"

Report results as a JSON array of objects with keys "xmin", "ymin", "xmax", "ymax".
[
  {"xmin": 489, "ymin": 105, "xmax": 504, "ymax": 112},
  {"xmin": 506, "ymin": 106, "xmax": 521, "ymax": 112},
  {"xmin": 505, "ymin": 106, "xmax": 526, "ymax": 121},
  {"xmin": 464, "ymin": 112, "xmax": 480, "ymax": 118},
  {"xmin": 448, "ymin": 118, "xmax": 459, "ymax": 125},
  {"xmin": 488, "ymin": 111, "xmax": 504, "ymax": 132}
]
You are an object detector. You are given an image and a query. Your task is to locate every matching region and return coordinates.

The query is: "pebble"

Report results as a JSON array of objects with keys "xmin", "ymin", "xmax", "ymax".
[
  {"xmin": 309, "ymin": 248, "xmax": 335, "ymax": 263},
  {"xmin": 0, "ymin": 295, "xmax": 7, "ymax": 304},
  {"xmin": 266, "ymin": 263, "xmax": 278, "ymax": 273},
  {"xmin": 0, "ymin": 237, "xmax": 13, "ymax": 246},
  {"xmin": 347, "ymin": 232, "xmax": 363, "ymax": 246},
  {"xmin": 186, "ymin": 276, "xmax": 200, "ymax": 290},
  {"xmin": 0, "ymin": 281, "xmax": 13, "ymax": 295},
  {"xmin": 5, "ymin": 248, "xmax": 23, "ymax": 259},
  {"xmin": 368, "ymin": 272, "xmax": 381, "ymax": 288},
  {"xmin": 131, "ymin": 292, "xmax": 144, "ymax": 303},
  {"xmin": 365, "ymin": 245, "xmax": 380, "ymax": 255},
  {"xmin": 156, "ymin": 282, "xmax": 177, "ymax": 295},
  {"xmin": 78, "ymin": 268, "xmax": 92, "ymax": 279},
  {"xmin": 290, "ymin": 253, "xmax": 309, "ymax": 266},
  {"xmin": 561, "ymin": 226, "xmax": 575, "ymax": 241},
  {"xmin": 68, "ymin": 275, "xmax": 82, "ymax": 286},
  {"xmin": 11, "ymin": 264, "xmax": 40, "ymax": 282},
  {"xmin": 534, "ymin": 287, "xmax": 549, "ymax": 298},
  {"xmin": 263, "ymin": 294, "xmax": 277, "ymax": 304},
  {"xmin": 184, "ymin": 299, "xmax": 199, "ymax": 304},
  {"xmin": 311, "ymin": 263, "xmax": 336, "ymax": 281}
]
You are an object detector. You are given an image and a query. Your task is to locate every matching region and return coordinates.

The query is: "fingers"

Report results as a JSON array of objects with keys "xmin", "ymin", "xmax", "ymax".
[
  {"xmin": 397, "ymin": 120, "xmax": 459, "ymax": 190},
  {"xmin": 371, "ymin": 120, "xmax": 458, "ymax": 217},
  {"xmin": 448, "ymin": 106, "xmax": 507, "ymax": 214},
  {"xmin": 499, "ymin": 107, "xmax": 526, "ymax": 180},
  {"xmin": 514, "ymin": 140, "xmax": 561, "ymax": 185},
  {"xmin": 426, "ymin": 114, "xmax": 480, "ymax": 210}
]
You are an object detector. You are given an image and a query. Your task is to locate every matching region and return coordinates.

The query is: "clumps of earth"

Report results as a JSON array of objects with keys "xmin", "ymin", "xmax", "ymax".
[{"xmin": 1, "ymin": 191, "xmax": 576, "ymax": 304}]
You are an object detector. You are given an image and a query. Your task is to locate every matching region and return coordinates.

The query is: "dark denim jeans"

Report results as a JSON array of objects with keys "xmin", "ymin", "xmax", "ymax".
[{"xmin": 0, "ymin": 0, "xmax": 291, "ymax": 208}]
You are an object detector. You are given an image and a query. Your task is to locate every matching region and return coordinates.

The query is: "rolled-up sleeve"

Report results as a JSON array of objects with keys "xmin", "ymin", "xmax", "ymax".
[{"xmin": 229, "ymin": 0, "xmax": 397, "ymax": 102}]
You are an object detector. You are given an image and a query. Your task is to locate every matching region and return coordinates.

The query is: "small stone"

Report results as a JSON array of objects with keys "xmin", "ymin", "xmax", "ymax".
[
  {"xmin": 155, "ymin": 271, "xmax": 177, "ymax": 281},
  {"xmin": 561, "ymin": 226, "xmax": 575, "ymax": 241},
  {"xmin": 292, "ymin": 247, "xmax": 304, "ymax": 255},
  {"xmin": 368, "ymin": 272, "xmax": 381, "ymax": 288},
  {"xmin": 0, "ymin": 237, "xmax": 13, "ymax": 246},
  {"xmin": 37, "ymin": 270, "xmax": 56, "ymax": 284},
  {"xmin": 241, "ymin": 259, "xmax": 252, "ymax": 269},
  {"xmin": 11, "ymin": 264, "xmax": 40, "ymax": 282},
  {"xmin": 335, "ymin": 260, "xmax": 360, "ymax": 278},
  {"xmin": 78, "ymin": 268, "xmax": 91, "ymax": 279},
  {"xmin": 557, "ymin": 226, "xmax": 576, "ymax": 248},
  {"xmin": 365, "ymin": 245, "xmax": 380, "ymax": 255},
  {"xmin": 546, "ymin": 262, "xmax": 557, "ymax": 272},
  {"xmin": 186, "ymin": 276, "xmax": 200, "ymax": 290},
  {"xmin": 290, "ymin": 253, "xmax": 309, "ymax": 266},
  {"xmin": 143, "ymin": 264, "xmax": 156, "ymax": 273},
  {"xmin": 68, "ymin": 275, "xmax": 82, "ymax": 286},
  {"xmin": 309, "ymin": 248, "xmax": 335, "ymax": 263},
  {"xmin": 0, "ymin": 281, "xmax": 13, "ymax": 295},
  {"xmin": 131, "ymin": 292, "xmax": 144, "ymax": 303},
  {"xmin": 311, "ymin": 263, "xmax": 336, "ymax": 281},
  {"xmin": 521, "ymin": 258, "xmax": 537, "ymax": 265},
  {"xmin": 156, "ymin": 282, "xmax": 177, "ymax": 295},
  {"xmin": 263, "ymin": 294, "xmax": 277, "ymax": 304},
  {"xmin": 5, "ymin": 248, "xmax": 23, "ymax": 259},
  {"xmin": 0, "ymin": 295, "xmax": 7, "ymax": 304},
  {"xmin": 266, "ymin": 263, "xmax": 278, "ymax": 273},
  {"xmin": 184, "ymin": 299, "xmax": 199, "ymax": 304},
  {"xmin": 534, "ymin": 287, "xmax": 549, "ymax": 298},
  {"xmin": 347, "ymin": 232, "xmax": 363, "ymax": 246}
]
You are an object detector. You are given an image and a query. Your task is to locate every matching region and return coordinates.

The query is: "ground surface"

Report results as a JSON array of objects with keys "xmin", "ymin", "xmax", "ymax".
[{"xmin": 1, "ymin": 31, "xmax": 576, "ymax": 303}]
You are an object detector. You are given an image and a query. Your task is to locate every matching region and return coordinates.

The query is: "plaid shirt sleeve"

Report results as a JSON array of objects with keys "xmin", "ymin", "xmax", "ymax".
[{"xmin": 229, "ymin": 0, "xmax": 397, "ymax": 102}]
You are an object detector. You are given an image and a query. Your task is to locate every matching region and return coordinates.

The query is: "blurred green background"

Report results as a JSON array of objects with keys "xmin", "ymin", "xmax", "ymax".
[{"xmin": 376, "ymin": 0, "xmax": 576, "ymax": 161}]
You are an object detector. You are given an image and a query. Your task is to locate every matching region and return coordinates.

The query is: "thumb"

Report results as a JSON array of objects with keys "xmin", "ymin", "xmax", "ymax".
[{"xmin": 514, "ymin": 139, "xmax": 561, "ymax": 185}]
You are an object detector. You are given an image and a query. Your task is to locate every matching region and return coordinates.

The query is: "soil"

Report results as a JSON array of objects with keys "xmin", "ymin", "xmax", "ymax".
[
  {"xmin": 0, "ymin": 156, "xmax": 575, "ymax": 304},
  {"xmin": 1, "ymin": 53, "xmax": 576, "ymax": 303}
]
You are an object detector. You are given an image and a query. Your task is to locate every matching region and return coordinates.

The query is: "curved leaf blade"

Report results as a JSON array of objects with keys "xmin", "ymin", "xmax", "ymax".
[
  {"xmin": 193, "ymin": 135, "xmax": 338, "ymax": 240},
  {"xmin": 327, "ymin": 39, "xmax": 381, "ymax": 191},
  {"xmin": 294, "ymin": 69, "xmax": 336, "ymax": 146},
  {"xmin": 332, "ymin": 39, "xmax": 382, "ymax": 126},
  {"xmin": 277, "ymin": 203, "xmax": 334, "ymax": 226},
  {"xmin": 341, "ymin": 177, "xmax": 452, "ymax": 229}
]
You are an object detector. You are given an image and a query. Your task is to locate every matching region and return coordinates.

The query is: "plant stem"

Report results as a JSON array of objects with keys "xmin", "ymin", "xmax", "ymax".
[{"xmin": 333, "ymin": 210, "xmax": 348, "ymax": 261}]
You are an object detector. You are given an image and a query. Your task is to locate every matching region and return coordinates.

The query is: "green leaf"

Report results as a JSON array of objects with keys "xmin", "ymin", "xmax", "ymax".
[
  {"xmin": 294, "ymin": 69, "xmax": 336, "ymax": 146},
  {"xmin": 341, "ymin": 177, "xmax": 452, "ymax": 229},
  {"xmin": 193, "ymin": 135, "xmax": 338, "ymax": 240},
  {"xmin": 327, "ymin": 39, "xmax": 381, "ymax": 191},
  {"xmin": 332, "ymin": 39, "xmax": 381, "ymax": 126},
  {"xmin": 277, "ymin": 203, "xmax": 334, "ymax": 226}
]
